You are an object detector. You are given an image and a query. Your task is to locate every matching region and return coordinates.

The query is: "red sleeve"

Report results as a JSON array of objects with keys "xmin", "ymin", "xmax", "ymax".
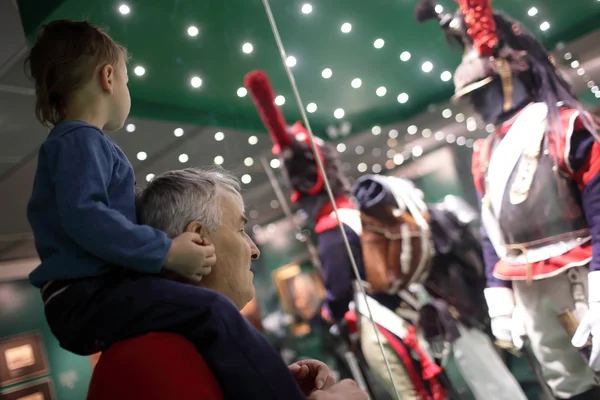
[{"xmin": 87, "ymin": 333, "xmax": 224, "ymax": 400}]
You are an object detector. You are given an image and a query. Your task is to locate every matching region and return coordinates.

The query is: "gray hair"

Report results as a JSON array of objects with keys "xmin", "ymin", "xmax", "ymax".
[{"xmin": 135, "ymin": 167, "xmax": 243, "ymax": 238}]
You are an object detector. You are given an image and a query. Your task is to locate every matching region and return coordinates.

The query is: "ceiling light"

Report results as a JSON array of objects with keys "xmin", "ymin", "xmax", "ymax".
[
  {"xmin": 540, "ymin": 21, "xmax": 550, "ymax": 31},
  {"xmin": 126, "ymin": 123, "xmax": 136, "ymax": 132},
  {"xmin": 386, "ymin": 160, "xmax": 395, "ymax": 170},
  {"xmin": 528, "ymin": 7, "xmax": 538, "ymax": 16},
  {"xmin": 137, "ymin": 151, "xmax": 147, "ymax": 161},
  {"xmin": 564, "ymin": 52, "xmax": 572, "ymax": 60},
  {"xmin": 376, "ymin": 86, "xmax": 387, "ymax": 97},
  {"xmin": 397, "ymin": 93, "xmax": 409, "ymax": 103},
  {"xmin": 146, "ymin": 173, "xmax": 154, "ymax": 182},
  {"xmin": 351, "ymin": 78, "xmax": 362, "ymax": 88},
  {"xmin": 389, "ymin": 129, "xmax": 399, "ymax": 139},
  {"xmin": 374, "ymin": 39, "xmax": 384, "ymax": 49},
  {"xmin": 372, "ymin": 148, "xmax": 382, "ymax": 157},
  {"xmin": 435, "ymin": 4, "xmax": 443, "ymax": 13},
  {"xmin": 334, "ymin": 108, "xmax": 345, "ymax": 119},
  {"xmin": 387, "ymin": 149, "xmax": 395, "ymax": 158},
  {"xmin": 466, "ymin": 139, "xmax": 474, "ymax": 148},
  {"xmin": 214, "ymin": 156, "xmax": 224, "ymax": 165},
  {"xmin": 178, "ymin": 154, "xmax": 189, "ymax": 163},
  {"xmin": 407, "ymin": 125, "xmax": 417, "ymax": 135},
  {"xmin": 270, "ymin": 159, "xmax": 280, "ymax": 169},
  {"xmin": 434, "ymin": 131, "xmax": 445, "ymax": 140},
  {"xmin": 372, "ymin": 126, "xmax": 381, "ymax": 135},
  {"xmin": 214, "ymin": 131, "xmax": 225, "ymax": 141},
  {"xmin": 307, "ymin": 103, "xmax": 317, "ymax": 113},
  {"xmin": 237, "ymin": 87, "xmax": 247, "ymax": 97},
  {"xmin": 248, "ymin": 136, "xmax": 258, "ymax": 145},
  {"xmin": 422, "ymin": 128, "xmax": 432, "ymax": 138},
  {"xmin": 187, "ymin": 26, "xmax": 199, "ymax": 37},
  {"xmin": 118, "ymin": 4, "xmax": 130, "ymax": 15},
  {"xmin": 456, "ymin": 136, "xmax": 466, "ymax": 146},
  {"xmin": 400, "ymin": 51, "xmax": 411, "ymax": 62},
  {"xmin": 355, "ymin": 146, "xmax": 364, "ymax": 155},
  {"xmin": 466, "ymin": 118, "xmax": 477, "ymax": 131},
  {"xmin": 134, "ymin": 66, "xmax": 145, "ymax": 76},
  {"xmin": 357, "ymin": 163, "xmax": 367, "ymax": 172},
  {"xmin": 301, "ymin": 3, "xmax": 312, "ymax": 14},
  {"xmin": 596, "ymin": 91, "xmax": 600, "ymax": 98},
  {"xmin": 446, "ymin": 134, "xmax": 456, "ymax": 144},
  {"xmin": 341, "ymin": 23, "xmax": 352, "ymax": 33},
  {"xmin": 322, "ymin": 68, "xmax": 333, "ymax": 79},
  {"xmin": 442, "ymin": 108, "xmax": 452, "ymax": 118},
  {"xmin": 286, "ymin": 56, "xmax": 297, "ymax": 67},
  {"xmin": 372, "ymin": 164, "xmax": 382, "ymax": 173},
  {"xmin": 387, "ymin": 138, "xmax": 397, "ymax": 147},
  {"xmin": 393, "ymin": 154, "xmax": 405, "ymax": 165},
  {"xmin": 191, "ymin": 76, "xmax": 202, "ymax": 88},
  {"xmin": 455, "ymin": 113, "xmax": 465, "ymax": 122},
  {"xmin": 337, "ymin": 143, "xmax": 346, "ymax": 153},
  {"xmin": 244, "ymin": 157, "xmax": 254, "ymax": 166},
  {"xmin": 275, "ymin": 95, "xmax": 285, "ymax": 106},
  {"xmin": 440, "ymin": 71, "xmax": 452, "ymax": 81},
  {"xmin": 486, "ymin": 124, "xmax": 495, "ymax": 133},
  {"xmin": 577, "ymin": 68, "xmax": 585, "ymax": 76},
  {"xmin": 270, "ymin": 200, "xmax": 279, "ymax": 209},
  {"xmin": 242, "ymin": 42, "xmax": 253, "ymax": 54},
  {"xmin": 174, "ymin": 128, "xmax": 184, "ymax": 137},
  {"xmin": 571, "ymin": 60, "xmax": 580, "ymax": 68},
  {"xmin": 241, "ymin": 174, "xmax": 252, "ymax": 184},
  {"xmin": 249, "ymin": 210, "xmax": 258, "ymax": 219},
  {"xmin": 412, "ymin": 146, "xmax": 423, "ymax": 157},
  {"xmin": 421, "ymin": 61, "xmax": 433, "ymax": 73}
]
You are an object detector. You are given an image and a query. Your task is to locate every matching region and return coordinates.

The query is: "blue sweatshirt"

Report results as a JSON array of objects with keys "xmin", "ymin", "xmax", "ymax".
[{"xmin": 27, "ymin": 121, "xmax": 172, "ymax": 288}]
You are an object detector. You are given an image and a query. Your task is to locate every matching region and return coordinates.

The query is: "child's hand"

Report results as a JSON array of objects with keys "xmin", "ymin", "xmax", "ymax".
[
  {"xmin": 288, "ymin": 359, "xmax": 336, "ymax": 395},
  {"xmin": 164, "ymin": 232, "xmax": 216, "ymax": 283}
]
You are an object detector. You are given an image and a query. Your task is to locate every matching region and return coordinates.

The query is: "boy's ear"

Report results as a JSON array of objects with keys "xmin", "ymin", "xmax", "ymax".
[{"xmin": 98, "ymin": 64, "xmax": 114, "ymax": 94}]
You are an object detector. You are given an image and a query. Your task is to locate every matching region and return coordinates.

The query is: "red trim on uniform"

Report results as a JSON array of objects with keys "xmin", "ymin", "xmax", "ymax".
[
  {"xmin": 494, "ymin": 237, "xmax": 592, "ymax": 280},
  {"xmin": 378, "ymin": 327, "xmax": 431, "ymax": 400},
  {"xmin": 573, "ymin": 141, "xmax": 600, "ymax": 190},
  {"xmin": 314, "ymin": 196, "xmax": 355, "ymax": 234}
]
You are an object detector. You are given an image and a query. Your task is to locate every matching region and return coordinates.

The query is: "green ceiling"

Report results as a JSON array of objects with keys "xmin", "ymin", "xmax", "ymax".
[{"xmin": 17, "ymin": 0, "xmax": 600, "ymax": 138}]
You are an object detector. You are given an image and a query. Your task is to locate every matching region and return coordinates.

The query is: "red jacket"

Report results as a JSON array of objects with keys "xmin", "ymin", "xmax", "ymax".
[{"xmin": 87, "ymin": 333, "xmax": 223, "ymax": 400}]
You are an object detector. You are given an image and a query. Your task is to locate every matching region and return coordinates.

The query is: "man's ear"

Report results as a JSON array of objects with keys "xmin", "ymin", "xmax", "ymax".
[
  {"xmin": 185, "ymin": 221, "xmax": 212, "ymax": 244},
  {"xmin": 98, "ymin": 64, "xmax": 114, "ymax": 94}
]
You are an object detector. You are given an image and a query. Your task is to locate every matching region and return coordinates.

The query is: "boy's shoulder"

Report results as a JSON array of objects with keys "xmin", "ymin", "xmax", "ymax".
[{"xmin": 44, "ymin": 120, "xmax": 109, "ymax": 146}]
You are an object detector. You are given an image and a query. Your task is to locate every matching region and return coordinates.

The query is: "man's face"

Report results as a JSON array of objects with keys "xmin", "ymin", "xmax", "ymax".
[{"xmin": 201, "ymin": 191, "xmax": 260, "ymax": 310}]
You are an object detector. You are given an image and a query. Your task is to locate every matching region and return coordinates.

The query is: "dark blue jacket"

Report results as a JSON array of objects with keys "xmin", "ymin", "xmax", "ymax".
[{"xmin": 27, "ymin": 121, "xmax": 171, "ymax": 287}]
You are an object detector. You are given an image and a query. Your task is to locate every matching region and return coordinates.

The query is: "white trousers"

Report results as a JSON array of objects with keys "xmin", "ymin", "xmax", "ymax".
[
  {"xmin": 360, "ymin": 316, "xmax": 419, "ymax": 400},
  {"xmin": 513, "ymin": 267, "xmax": 597, "ymax": 398}
]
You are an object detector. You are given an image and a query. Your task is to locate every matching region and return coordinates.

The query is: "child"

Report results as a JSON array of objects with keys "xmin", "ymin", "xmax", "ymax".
[{"xmin": 25, "ymin": 20, "xmax": 309, "ymax": 399}]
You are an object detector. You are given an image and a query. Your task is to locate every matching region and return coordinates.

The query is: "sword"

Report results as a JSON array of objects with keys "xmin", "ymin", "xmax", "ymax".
[{"xmin": 494, "ymin": 338, "xmax": 555, "ymax": 399}]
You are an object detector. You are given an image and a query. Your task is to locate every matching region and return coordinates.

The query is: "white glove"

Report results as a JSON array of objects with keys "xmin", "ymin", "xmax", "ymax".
[
  {"xmin": 572, "ymin": 271, "xmax": 600, "ymax": 371},
  {"xmin": 485, "ymin": 287, "xmax": 525, "ymax": 349}
]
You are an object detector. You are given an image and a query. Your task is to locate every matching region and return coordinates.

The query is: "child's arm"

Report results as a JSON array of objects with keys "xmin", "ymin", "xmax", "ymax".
[{"xmin": 44, "ymin": 127, "xmax": 171, "ymax": 273}]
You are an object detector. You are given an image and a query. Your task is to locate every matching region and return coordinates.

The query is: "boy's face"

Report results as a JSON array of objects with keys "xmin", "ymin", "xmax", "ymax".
[{"xmin": 104, "ymin": 56, "xmax": 131, "ymax": 131}]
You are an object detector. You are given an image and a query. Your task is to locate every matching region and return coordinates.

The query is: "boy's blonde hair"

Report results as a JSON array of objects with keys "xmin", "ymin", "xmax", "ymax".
[{"xmin": 26, "ymin": 20, "xmax": 129, "ymax": 128}]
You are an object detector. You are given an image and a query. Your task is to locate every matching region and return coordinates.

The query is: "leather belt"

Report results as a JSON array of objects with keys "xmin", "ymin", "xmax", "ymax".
[{"xmin": 41, "ymin": 280, "xmax": 73, "ymax": 305}]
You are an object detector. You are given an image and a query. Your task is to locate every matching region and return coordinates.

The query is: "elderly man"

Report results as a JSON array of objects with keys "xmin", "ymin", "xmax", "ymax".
[{"xmin": 125, "ymin": 167, "xmax": 367, "ymax": 400}]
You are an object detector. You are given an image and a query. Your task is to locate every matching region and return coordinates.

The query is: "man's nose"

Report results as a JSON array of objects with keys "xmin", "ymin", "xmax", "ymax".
[{"xmin": 250, "ymin": 240, "xmax": 260, "ymax": 260}]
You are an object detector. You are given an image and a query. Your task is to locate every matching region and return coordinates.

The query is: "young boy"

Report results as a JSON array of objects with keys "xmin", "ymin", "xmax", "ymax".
[{"xmin": 25, "ymin": 20, "xmax": 311, "ymax": 399}]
